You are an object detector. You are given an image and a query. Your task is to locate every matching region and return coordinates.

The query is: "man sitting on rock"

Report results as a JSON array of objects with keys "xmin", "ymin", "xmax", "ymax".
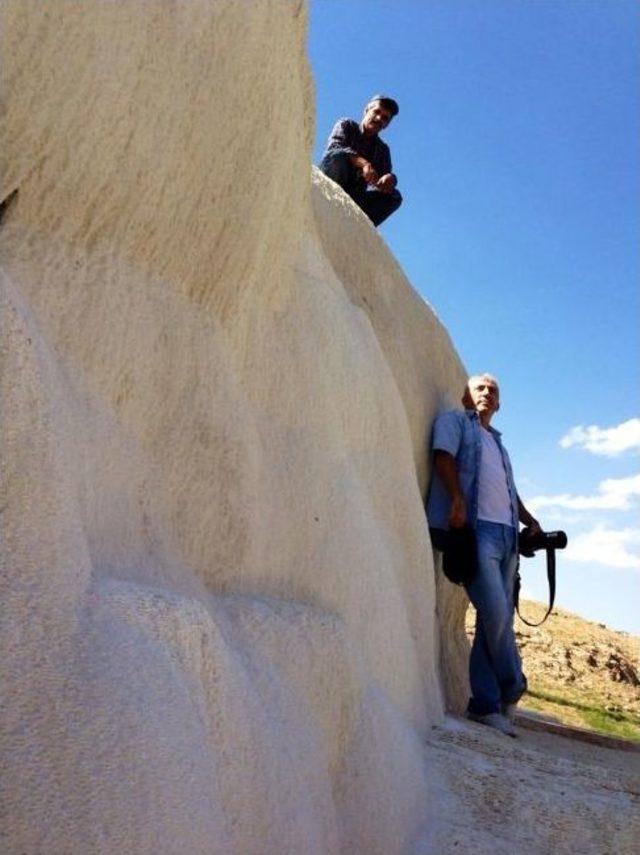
[
  {"xmin": 319, "ymin": 95, "xmax": 402, "ymax": 227},
  {"xmin": 427, "ymin": 374, "xmax": 542, "ymax": 737}
]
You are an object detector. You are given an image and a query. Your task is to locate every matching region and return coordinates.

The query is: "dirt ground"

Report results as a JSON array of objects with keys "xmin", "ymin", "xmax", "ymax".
[{"xmin": 419, "ymin": 715, "xmax": 640, "ymax": 855}]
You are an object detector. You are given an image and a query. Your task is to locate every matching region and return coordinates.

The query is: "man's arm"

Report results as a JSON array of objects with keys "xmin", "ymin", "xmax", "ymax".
[
  {"xmin": 325, "ymin": 120, "xmax": 379, "ymax": 185},
  {"xmin": 434, "ymin": 450, "xmax": 466, "ymax": 528},
  {"xmin": 325, "ymin": 119, "xmax": 359, "ymax": 157},
  {"xmin": 376, "ymin": 173, "xmax": 396, "ymax": 193},
  {"xmin": 350, "ymin": 155, "xmax": 378, "ymax": 184},
  {"xmin": 374, "ymin": 141, "xmax": 397, "ymax": 193},
  {"xmin": 517, "ymin": 495, "xmax": 541, "ymax": 534}
]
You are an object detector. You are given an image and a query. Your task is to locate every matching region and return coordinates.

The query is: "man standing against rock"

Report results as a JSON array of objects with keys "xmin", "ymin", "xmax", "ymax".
[
  {"xmin": 319, "ymin": 95, "xmax": 402, "ymax": 227},
  {"xmin": 427, "ymin": 374, "xmax": 542, "ymax": 736}
]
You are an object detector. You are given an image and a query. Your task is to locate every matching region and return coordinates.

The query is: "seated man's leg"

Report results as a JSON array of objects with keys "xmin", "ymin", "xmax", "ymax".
[
  {"xmin": 465, "ymin": 521, "xmax": 525, "ymax": 716},
  {"xmin": 319, "ymin": 151, "xmax": 362, "ymax": 200},
  {"xmin": 359, "ymin": 188, "xmax": 402, "ymax": 227}
]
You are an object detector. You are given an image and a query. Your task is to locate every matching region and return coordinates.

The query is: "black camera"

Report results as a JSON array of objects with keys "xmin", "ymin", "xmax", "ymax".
[
  {"xmin": 519, "ymin": 527, "xmax": 567, "ymax": 558},
  {"xmin": 516, "ymin": 527, "xmax": 568, "ymax": 626}
]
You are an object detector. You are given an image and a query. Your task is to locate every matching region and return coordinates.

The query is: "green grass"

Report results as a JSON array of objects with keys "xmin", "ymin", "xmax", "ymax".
[{"xmin": 523, "ymin": 688, "xmax": 640, "ymax": 743}]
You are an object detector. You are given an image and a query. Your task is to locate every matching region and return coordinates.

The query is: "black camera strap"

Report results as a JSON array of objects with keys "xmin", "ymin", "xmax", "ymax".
[{"xmin": 514, "ymin": 547, "xmax": 556, "ymax": 627}]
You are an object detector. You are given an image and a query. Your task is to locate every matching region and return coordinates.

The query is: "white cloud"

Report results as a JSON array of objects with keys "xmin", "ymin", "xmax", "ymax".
[
  {"xmin": 559, "ymin": 418, "xmax": 640, "ymax": 457},
  {"xmin": 527, "ymin": 472, "xmax": 640, "ymax": 513},
  {"xmin": 564, "ymin": 526, "xmax": 640, "ymax": 570}
]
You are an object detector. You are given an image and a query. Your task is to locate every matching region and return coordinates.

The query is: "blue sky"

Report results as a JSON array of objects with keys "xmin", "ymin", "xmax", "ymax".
[{"xmin": 309, "ymin": 0, "xmax": 640, "ymax": 633}]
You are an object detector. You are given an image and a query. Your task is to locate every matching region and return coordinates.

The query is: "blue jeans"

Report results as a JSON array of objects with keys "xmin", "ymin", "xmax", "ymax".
[
  {"xmin": 319, "ymin": 151, "xmax": 402, "ymax": 226},
  {"xmin": 465, "ymin": 521, "xmax": 525, "ymax": 716}
]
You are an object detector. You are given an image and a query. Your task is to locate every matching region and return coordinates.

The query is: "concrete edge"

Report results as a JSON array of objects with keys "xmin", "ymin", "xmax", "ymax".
[{"xmin": 515, "ymin": 710, "xmax": 640, "ymax": 752}]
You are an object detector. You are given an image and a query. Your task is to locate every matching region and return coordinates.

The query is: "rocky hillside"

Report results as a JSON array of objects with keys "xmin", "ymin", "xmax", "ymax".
[{"xmin": 467, "ymin": 600, "xmax": 640, "ymax": 741}]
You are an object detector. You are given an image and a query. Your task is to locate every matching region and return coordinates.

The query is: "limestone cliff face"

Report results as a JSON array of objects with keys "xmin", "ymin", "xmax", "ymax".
[{"xmin": 1, "ymin": 2, "xmax": 469, "ymax": 853}]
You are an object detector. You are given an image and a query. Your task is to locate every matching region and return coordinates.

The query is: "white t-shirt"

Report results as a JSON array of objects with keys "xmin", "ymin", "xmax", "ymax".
[{"xmin": 477, "ymin": 427, "xmax": 514, "ymax": 526}]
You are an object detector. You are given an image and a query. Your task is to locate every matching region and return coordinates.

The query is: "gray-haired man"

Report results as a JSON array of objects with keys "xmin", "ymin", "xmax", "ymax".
[{"xmin": 427, "ymin": 374, "xmax": 541, "ymax": 736}]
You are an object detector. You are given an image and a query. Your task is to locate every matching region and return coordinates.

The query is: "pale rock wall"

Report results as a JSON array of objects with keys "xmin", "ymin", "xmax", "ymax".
[
  {"xmin": 0, "ymin": 2, "xmax": 469, "ymax": 853},
  {"xmin": 310, "ymin": 172, "xmax": 471, "ymax": 711}
]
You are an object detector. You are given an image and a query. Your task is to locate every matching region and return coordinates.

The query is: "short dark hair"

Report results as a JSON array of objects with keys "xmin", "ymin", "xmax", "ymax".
[{"xmin": 367, "ymin": 95, "xmax": 399, "ymax": 117}]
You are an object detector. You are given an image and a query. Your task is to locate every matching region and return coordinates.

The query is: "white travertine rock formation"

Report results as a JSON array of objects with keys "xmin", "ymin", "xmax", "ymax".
[
  {"xmin": 1, "ymin": 3, "xmax": 467, "ymax": 852},
  {"xmin": 4, "ymin": 3, "xmax": 636, "ymax": 854}
]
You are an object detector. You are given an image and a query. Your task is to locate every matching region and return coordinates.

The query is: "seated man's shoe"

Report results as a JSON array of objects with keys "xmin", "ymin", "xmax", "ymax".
[
  {"xmin": 467, "ymin": 711, "xmax": 517, "ymax": 738},
  {"xmin": 501, "ymin": 701, "xmax": 518, "ymax": 725}
]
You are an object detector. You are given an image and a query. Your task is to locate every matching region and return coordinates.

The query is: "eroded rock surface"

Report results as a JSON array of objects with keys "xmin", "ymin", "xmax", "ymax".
[{"xmin": 1, "ymin": 2, "xmax": 467, "ymax": 852}]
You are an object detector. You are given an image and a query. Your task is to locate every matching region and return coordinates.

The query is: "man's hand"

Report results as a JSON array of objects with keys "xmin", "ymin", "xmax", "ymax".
[
  {"xmin": 434, "ymin": 450, "xmax": 466, "ymax": 528},
  {"xmin": 526, "ymin": 518, "xmax": 542, "ymax": 536},
  {"xmin": 361, "ymin": 161, "xmax": 379, "ymax": 186},
  {"xmin": 449, "ymin": 495, "xmax": 467, "ymax": 528},
  {"xmin": 376, "ymin": 173, "xmax": 395, "ymax": 194},
  {"xmin": 348, "ymin": 155, "xmax": 379, "ymax": 186}
]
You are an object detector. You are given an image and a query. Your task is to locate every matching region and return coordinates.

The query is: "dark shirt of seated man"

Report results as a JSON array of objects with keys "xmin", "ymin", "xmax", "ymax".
[{"xmin": 319, "ymin": 95, "xmax": 402, "ymax": 227}]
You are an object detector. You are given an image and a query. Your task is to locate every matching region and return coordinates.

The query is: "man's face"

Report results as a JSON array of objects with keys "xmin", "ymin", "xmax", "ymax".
[
  {"xmin": 361, "ymin": 102, "xmax": 394, "ymax": 136},
  {"xmin": 465, "ymin": 375, "xmax": 500, "ymax": 421}
]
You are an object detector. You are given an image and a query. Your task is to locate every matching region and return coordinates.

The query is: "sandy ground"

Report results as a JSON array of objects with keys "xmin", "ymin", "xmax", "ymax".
[{"xmin": 418, "ymin": 716, "xmax": 639, "ymax": 855}]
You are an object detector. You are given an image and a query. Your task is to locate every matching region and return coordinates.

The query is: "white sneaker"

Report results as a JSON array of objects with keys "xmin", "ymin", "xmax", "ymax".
[{"xmin": 467, "ymin": 711, "xmax": 517, "ymax": 738}]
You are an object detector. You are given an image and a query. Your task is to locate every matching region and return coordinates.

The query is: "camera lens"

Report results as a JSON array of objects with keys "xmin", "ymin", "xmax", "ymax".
[{"xmin": 547, "ymin": 531, "xmax": 567, "ymax": 550}]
